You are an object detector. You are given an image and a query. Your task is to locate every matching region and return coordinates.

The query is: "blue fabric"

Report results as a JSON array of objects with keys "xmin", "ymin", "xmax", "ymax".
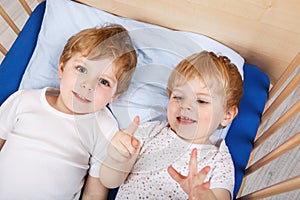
[
  {"xmin": 0, "ymin": 1, "xmax": 45, "ymax": 105},
  {"xmin": 226, "ymin": 63, "xmax": 270, "ymax": 198}
]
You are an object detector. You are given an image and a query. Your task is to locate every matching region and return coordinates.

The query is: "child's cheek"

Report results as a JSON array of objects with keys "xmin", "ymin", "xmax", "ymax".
[{"xmin": 198, "ymin": 111, "xmax": 212, "ymax": 125}]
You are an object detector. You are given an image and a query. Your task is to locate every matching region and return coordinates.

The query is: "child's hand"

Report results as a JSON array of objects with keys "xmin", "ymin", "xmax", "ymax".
[
  {"xmin": 100, "ymin": 116, "xmax": 140, "ymax": 188},
  {"xmin": 167, "ymin": 148, "xmax": 211, "ymax": 200},
  {"xmin": 107, "ymin": 116, "xmax": 140, "ymax": 164}
]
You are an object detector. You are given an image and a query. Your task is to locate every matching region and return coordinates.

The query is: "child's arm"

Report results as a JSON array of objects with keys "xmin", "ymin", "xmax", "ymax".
[
  {"xmin": 81, "ymin": 175, "xmax": 108, "ymax": 200},
  {"xmin": 167, "ymin": 148, "xmax": 231, "ymax": 200},
  {"xmin": 100, "ymin": 116, "xmax": 140, "ymax": 188},
  {"xmin": 0, "ymin": 138, "xmax": 6, "ymax": 150}
]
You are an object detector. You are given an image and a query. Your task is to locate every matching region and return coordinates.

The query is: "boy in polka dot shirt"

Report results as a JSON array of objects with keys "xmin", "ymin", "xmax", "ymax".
[{"xmin": 101, "ymin": 50, "xmax": 243, "ymax": 200}]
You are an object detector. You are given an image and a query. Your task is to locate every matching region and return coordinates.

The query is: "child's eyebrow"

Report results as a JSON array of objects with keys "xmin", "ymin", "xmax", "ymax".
[
  {"xmin": 74, "ymin": 60, "xmax": 85, "ymax": 65},
  {"xmin": 195, "ymin": 92, "xmax": 211, "ymax": 97},
  {"xmin": 172, "ymin": 89, "xmax": 182, "ymax": 93}
]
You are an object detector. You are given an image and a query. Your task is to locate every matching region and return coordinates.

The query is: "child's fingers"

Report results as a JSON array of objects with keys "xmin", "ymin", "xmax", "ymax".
[
  {"xmin": 201, "ymin": 181, "xmax": 210, "ymax": 190},
  {"xmin": 120, "ymin": 134, "xmax": 140, "ymax": 157},
  {"xmin": 109, "ymin": 133, "xmax": 136, "ymax": 160},
  {"xmin": 188, "ymin": 148, "xmax": 198, "ymax": 176},
  {"xmin": 167, "ymin": 165, "xmax": 185, "ymax": 184},
  {"xmin": 189, "ymin": 181, "xmax": 211, "ymax": 200},
  {"xmin": 131, "ymin": 137, "xmax": 140, "ymax": 148},
  {"xmin": 122, "ymin": 116, "xmax": 140, "ymax": 136},
  {"xmin": 108, "ymin": 116, "xmax": 140, "ymax": 162},
  {"xmin": 196, "ymin": 166, "xmax": 211, "ymax": 183},
  {"xmin": 122, "ymin": 116, "xmax": 140, "ymax": 149},
  {"xmin": 108, "ymin": 142, "xmax": 129, "ymax": 162}
]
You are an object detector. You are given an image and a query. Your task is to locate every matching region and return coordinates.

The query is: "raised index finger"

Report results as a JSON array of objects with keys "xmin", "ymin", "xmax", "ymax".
[
  {"xmin": 122, "ymin": 116, "xmax": 140, "ymax": 136},
  {"xmin": 188, "ymin": 148, "xmax": 198, "ymax": 176}
]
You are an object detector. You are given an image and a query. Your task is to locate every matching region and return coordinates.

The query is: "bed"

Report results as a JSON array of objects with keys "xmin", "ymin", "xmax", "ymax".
[{"xmin": 0, "ymin": 0, "xmax": 299, "ymax": 199}]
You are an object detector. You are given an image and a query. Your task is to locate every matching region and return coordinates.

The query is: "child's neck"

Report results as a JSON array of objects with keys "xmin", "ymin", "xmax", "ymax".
[
  {"xmin": 46, "ymin": 92, "xmax": 74, "ymax": 115},
  {"xmin": 177, "ymin": 134, "xmax": 212, "ymax": 145}
]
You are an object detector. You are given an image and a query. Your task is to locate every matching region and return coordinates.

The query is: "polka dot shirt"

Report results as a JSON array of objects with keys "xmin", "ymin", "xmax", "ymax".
[{"xmin": 116, "ymin": 121, "xmax": 234, "ymax": 199}]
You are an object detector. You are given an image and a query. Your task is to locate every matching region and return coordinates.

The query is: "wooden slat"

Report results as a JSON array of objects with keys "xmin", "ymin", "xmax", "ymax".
[
  {"xmin": 245, "ymin": 131, "xmax": 300, "ymax": 176},
  {"xmin": 237, "ymin": 176, "xmax": 300, "ymax": 200},
  {"xmin": 0, "ymin": 5, "xmax": 20, "ymax": 35},
  {"xmin": 261, "ymin": 70, "xmax": 300, "ymax": 123},
  {"xmin": 237, "ymin": 98, "xmax": 299, "ymax": 197},
  {"xmin": 0, "ymin": 43, "xmax": 8, "ymax": 56},
  {"xmin": 235, "ymin": 91, "xmax": 271, "ymax": 197},
  {"xmin": 19, "ymin": 0, "xmax": 32, "ymax": 15},
  {"xmin": 254, "ymin": 100, "xmax": 300, "ymax": 149},
  {"xmin": 268, "ymin": 52, "xmax": 300, "ymax": 100}
]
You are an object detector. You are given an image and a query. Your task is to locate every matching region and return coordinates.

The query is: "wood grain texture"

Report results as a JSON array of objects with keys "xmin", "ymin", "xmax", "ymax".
[
  {"xmin": 0, "ymin": 0, "xmax": 38, "ymax": 61},
  {"xmin": 242, "ymin": 69, "xmax": 300, "ymax": 199}
]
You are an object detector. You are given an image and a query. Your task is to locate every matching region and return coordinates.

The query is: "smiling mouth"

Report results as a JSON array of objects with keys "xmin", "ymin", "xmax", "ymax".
[
  {"xmin": 72, "ymin": 91, "xmax": 92, "ymax": 103},
  {"xmin": 176, "ymin": 116, "xmax": 196, "ymax": 124}
]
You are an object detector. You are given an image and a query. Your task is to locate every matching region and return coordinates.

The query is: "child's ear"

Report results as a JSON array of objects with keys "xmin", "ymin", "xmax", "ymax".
[
  {"xmin": 109, "ymin": 93, "xmax": 121, "ymax": 104},
  {"xmin": 58, "ymin": 58, "xmax": 64, "ymax": 78},
  {"xmin": 221, "ymin": 106, "xmax": 238, "ymax": 127}
]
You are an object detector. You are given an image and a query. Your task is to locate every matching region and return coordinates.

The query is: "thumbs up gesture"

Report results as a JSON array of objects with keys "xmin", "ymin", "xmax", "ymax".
[{"xmin": 106, "ymin": 116, "xmax": 141, "ymax": 169}]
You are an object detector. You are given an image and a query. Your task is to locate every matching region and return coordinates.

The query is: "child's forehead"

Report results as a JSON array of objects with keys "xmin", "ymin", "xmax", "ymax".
[
  {"xmin": 83, "ymin": 58, "xmax": 114, "ymax": 68},
  {"xmin": 71, "ymin": 51, "xmax": 113, "ymax": 63},
  {"xmin": 174, "ymin": 75, "xmax": 206, "ymax": 86},
  {"xmin": 173, "ymin": 76, "xmax": 208, "ymax": 93}
]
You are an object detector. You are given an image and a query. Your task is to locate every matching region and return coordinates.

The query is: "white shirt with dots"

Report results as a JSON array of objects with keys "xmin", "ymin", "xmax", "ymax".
[{"xmin": 116, "ymin": 121, "xmax": 234, "ymax": 199}]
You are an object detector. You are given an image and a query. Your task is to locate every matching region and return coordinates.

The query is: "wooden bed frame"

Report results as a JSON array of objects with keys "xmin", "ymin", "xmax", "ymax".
[{"xmin": 0, "ymin": 0, "xmax": 299, "ymax": 199}]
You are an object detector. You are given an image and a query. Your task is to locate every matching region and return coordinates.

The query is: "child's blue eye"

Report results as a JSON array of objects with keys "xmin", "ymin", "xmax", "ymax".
[
  {"xmin": 76, "ymin": 66, "xmax": 87, "ymax": 74},
  {"xmin": 99, "ymin": 79, "xmax": 110, "ymax": 87},
  {"xmin": 173, "ymin": 96, "xmax": 183, "ymax": 101}
]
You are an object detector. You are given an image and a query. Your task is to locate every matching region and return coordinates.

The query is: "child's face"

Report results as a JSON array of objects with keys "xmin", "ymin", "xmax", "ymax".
[
  {"xmin": 57, "ymin": 52, "xmax": 118, "ymax": 114},
  {"xmin": 167, "ymin": 77, "xmax": 226, "ymax": 144}
]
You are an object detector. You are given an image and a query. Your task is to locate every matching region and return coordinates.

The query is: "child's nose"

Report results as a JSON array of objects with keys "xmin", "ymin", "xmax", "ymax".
[
  {"xmin": 180, "ymin": 99, "xmax": 193, "ymax": 110},
  {"xmin": 80, "ymin": 80, "xmax": 94, "ymax": 91}
]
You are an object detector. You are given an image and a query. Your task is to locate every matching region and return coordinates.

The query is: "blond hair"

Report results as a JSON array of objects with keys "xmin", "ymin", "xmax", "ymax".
[
  {"xmin": 60, "ymin": 24, "xmax": 137, "ymax": 95},
  {"xmin": 167, "ymin": 51, "xmax": 243, "ymax": 111}
]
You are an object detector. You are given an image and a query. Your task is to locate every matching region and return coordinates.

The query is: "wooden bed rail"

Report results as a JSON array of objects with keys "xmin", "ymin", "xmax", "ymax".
[
  {"xmin": 0, "ymin": 43, "xmax": 7, "ymax": 56},
  {"xmin": 247, "ymin": 131, "xmax": 300, "ymax": 176},
  {"xmin": 261, "ymin": 69, "xmax": 300, "ymax": 124},
  {"xmin": 0, "ymin": 5, "xmax": 20, "ymax": 35},
  {"xmin": 254, "ymin": 101, "xmax": 300, "ymax": 149},
  {"xmin": 237, "ymin": 52, "xmax": 300, "ymax": 199},
  {"xmin": 268, "ymin": 52, "xmax": 300, "ymax": 101},
  {"xmin": 19, "ymin": 0, "xmax": 33, "ymax": 16},
  {"xmin": 237, "ymin": 176, "xmax": 300, "ymax": 200},
  {"xmin": 0, "ymin": 0, "xmax": 41, "ymax": 57}
]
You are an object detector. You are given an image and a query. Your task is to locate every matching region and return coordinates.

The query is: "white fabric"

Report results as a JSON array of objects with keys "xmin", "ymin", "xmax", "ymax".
[
  {"xmin": 0, "ymin": 88, "xmax": 118, "ymax": 200},
  {"xmin": 19, "ymin": 0, "xmax": 244, "ymax": 140},
  {"xmin": 116, "ymin": 121, "xmax": 234, "ymax": 199}
]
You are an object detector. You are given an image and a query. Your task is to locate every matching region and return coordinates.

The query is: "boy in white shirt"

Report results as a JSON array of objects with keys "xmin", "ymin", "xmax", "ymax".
[{"xmin": 0, "ymin": 24, "xmax": 137, "ymax": 199}]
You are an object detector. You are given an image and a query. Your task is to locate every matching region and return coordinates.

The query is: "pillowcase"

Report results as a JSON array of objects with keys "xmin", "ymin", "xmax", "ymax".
[{"xmin": 20, "ymin": 0, "xmax": 244, "ymax": 136}]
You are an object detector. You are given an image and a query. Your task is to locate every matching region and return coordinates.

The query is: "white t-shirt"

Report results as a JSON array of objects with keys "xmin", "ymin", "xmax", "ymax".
[
  {"xmin": 0, "ymin": 88, "xmax": 118, "ymax": 200},
  {"xmin": 116, "ymin": 121, "xmax": 234, "ymax": 199}
]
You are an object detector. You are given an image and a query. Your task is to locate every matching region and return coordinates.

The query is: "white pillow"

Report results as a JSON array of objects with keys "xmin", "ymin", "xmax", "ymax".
[{"xmin": 20, "ymin": 0, "xmax": 244, "ymax": 139}]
